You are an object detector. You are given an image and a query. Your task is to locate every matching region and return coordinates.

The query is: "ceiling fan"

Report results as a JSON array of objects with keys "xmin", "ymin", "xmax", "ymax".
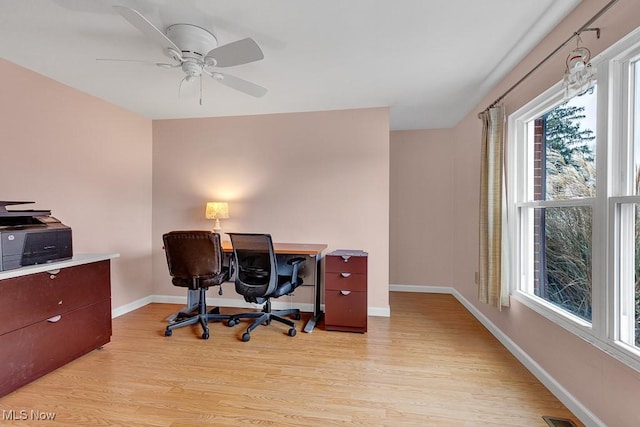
[{"xmin": 104, "ymin": 5, "xmax": 267, "ymax": 103}]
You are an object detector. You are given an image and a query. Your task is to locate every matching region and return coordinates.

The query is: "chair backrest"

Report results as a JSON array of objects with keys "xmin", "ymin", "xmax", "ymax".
[
  {"xmin": 162, "ymin": 231, "xmax": 223, "ymax": 285},
  {"xmin": 227, "ymin": 233, "xmax": 278, "ymax": 301}
]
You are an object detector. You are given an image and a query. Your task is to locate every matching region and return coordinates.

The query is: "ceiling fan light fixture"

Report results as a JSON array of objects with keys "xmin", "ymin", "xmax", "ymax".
[{"xmin": 181, "ymin": 60, "xmax": 203, "ymax": 77}]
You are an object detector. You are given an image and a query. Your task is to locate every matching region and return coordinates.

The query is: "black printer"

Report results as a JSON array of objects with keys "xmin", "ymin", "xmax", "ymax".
[{"xmin": 0, "ymin": 201, "xmax": 72, "ymax": 271}]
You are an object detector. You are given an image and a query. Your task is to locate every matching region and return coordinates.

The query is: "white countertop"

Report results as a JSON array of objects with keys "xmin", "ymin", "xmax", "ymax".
[{"xmin": 0, "ymin": 253, "xmax": 120, "ymax": 280}]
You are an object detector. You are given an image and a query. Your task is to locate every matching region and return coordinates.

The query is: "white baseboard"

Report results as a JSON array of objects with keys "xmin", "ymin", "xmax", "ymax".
[
  {"xmin": 389, "ymin": 284, "xmax": 604, "ymax": 427},
  {"xmin": 390, "ymin": 284, "xmax": 454, "ymax": 294},
  {"xmin": 150, "ymin": 294, "xmax": 186, "ymax": 305},
  {"xmin": 113, "ymin": 295, "xmax": 390, "ymax": 318},
  {"xmin": 112, "ymin": 295, "xmax": 154, "ymax": 318},
  {"xmin": 369, "ymin": 306, "xmax": 391, "ymax": 317},
  {"xmin": 113, "ymin": 295, "xmax": 314, "ymax": 315}
]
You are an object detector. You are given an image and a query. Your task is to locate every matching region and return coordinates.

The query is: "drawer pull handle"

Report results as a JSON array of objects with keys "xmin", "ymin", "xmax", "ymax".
[
  {"xmin": 341, "ymin": 255, "xmax": 351, "ymax": 262},
  {"xmin": 46, "ymin": 315, "xmax": 62, "ymax": 323},
  {"xmin": 340, "ymin": 272, "xmax": 351, "ymax": 278},
  {"xmin": 340, "ymin": 290, "xmax": 351, "ymax": 296},
  {"xmin": 46, "ymin": 269, "xmax": 60, "ymax": 278}
]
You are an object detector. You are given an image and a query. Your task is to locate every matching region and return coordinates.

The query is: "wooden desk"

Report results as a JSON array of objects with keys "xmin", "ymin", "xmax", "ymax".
[
  {"xmin": 221, "ymin": 241, "xmax": 327, "ymax": 257},
  {"xmin": 179, "ymin": 241, "xmax": 327, "ymax": 333}
]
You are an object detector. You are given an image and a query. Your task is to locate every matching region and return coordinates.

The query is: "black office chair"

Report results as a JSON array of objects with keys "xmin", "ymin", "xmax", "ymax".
[
  {"xmin": 227, "ymin": 233, "xmax": 305, "ymax": 342},
  {"xmin": 162, "ymin": 230, "xmax": 231, "ymax": 340}
]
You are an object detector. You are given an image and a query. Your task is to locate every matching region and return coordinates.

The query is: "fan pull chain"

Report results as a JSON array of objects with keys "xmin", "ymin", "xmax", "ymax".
[{"xmin": 178, "ymin": 75, "xmax": 188, "ymax": 99}]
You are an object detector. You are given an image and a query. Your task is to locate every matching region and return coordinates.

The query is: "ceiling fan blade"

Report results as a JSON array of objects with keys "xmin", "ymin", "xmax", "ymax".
[
  {"xmin": 205, "ymin": 38, "xmax": 264, "ymax": 67},
  {"xmin": 213, "ymin": 73, "xmax": 267, "ymax": 98},
  {"xmin": 113, "ymin": 6, "xmax": 181, "ymax": 60},
  {"xmin": 96, "ymin": 58, "xmax": 179, "ymax": 68},
  {"xmin": 96, "ymin": 58, "xmax": 152, "ymax": 63}
]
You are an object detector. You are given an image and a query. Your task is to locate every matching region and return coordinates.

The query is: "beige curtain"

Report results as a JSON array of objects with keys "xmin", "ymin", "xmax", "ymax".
[{"xmin": 478, "ymin": 105, "xmax": 509, "ymax": 309}]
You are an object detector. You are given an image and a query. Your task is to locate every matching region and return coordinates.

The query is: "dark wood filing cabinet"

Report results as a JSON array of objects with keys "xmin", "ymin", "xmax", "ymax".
[
  {"xmin": 0, "ymin": 260, "xmax": 112, "ymax": 397},
  {"xmin": 324, "ymin": 250, "xmax": 368, "ymax": 333}
]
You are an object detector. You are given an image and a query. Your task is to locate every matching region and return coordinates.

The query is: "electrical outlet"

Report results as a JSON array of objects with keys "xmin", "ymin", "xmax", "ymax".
[{"xmin": 474, "ymin": 271, "xmax": 479, "ymax": 284}]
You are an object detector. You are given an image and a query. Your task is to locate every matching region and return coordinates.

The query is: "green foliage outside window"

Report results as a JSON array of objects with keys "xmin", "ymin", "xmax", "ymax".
[
  {"xmin": 541, "ymin": 99, "xmax": 639, "ymax": 344},
  {"xmin": 544, "ymin": 102, "xmax": 595, "ymax": 166},
  {"xmin": 539, "ymin": 102, "xmax": 595, "ymax": 321},
  {"xmin": 541, "ymin": 151, "xmax": 594, "ymax": 321}
]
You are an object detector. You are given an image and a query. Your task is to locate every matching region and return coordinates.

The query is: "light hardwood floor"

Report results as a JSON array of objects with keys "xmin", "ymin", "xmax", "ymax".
[{"xmin": 0, "ymin": 292, "xmax": 582, "ymax": 426}]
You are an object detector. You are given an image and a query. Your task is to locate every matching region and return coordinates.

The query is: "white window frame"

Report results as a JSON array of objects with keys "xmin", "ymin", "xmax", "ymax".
[
  {"xmin": 508, "ymin": 81, "xmax": 598, "ymax": 335},
  {"xmin": 507, "ymin": 26, "xmax": 640, "ymax": 372},
  {"xmin": 608, "ymin": 46, "xmax": 640, "ymax": 356}
]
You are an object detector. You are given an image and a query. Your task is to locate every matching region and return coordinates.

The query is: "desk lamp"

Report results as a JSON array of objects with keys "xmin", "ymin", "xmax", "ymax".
[{"xmin": 205, "ymin": 202, "xmax": 229, "ymax": 232}]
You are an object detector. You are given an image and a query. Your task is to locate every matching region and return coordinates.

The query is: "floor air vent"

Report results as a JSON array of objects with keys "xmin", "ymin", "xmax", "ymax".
[{"xmin": 542, "ymin": 416, "xmax": 577, "ymax": 427}]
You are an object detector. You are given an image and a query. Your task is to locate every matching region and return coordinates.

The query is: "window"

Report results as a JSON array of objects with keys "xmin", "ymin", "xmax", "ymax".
[
  {"xmin": 528, "ymin": 90, "xmax": 597, "ymax": 323},
  {"xmin": 613, "ymin": 55, "xmax": 640, "ymax": 351},
  {"xmin": 508, "ymin": 28, "xmax": 640, "ymax": 370}
]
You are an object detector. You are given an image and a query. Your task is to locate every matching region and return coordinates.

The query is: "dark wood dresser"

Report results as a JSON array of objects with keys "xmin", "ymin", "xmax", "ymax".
[
  {"xmin": 324, "ymin": 249, "xmax": 368, "ymax": 333},
  {"xmin": 0, "ymin": 256, "xmax": 115, "ymax": 397}
]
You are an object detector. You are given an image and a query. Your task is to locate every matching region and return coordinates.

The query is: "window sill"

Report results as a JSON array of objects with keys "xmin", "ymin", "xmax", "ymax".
[{"xmin": 511, "ymin": 291, "xmax": 640, "ymax": 373}]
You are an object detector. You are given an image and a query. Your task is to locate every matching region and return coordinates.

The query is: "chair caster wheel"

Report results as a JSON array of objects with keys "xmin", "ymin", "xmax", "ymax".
[
  {"xmin": 227, "ymin": 319, "xmax": 237, "ymax": 327},
  {"xmin": 293, "ymin": 313, "xmax": 301, "ymax": 320},
  {"xmin": 242, "ymin": 332, "xmax": 251, "ymax": 342},
  {"xmin": 288, "ymin": 328, "xmax": 297, "ymax": 337},
  {"xmin": 164, "ymin": 329, "xmax": 172, "ymax": 337},
  {"xmin": 202, "ymin": 331, "xmax": 210, "ymax": 340}
]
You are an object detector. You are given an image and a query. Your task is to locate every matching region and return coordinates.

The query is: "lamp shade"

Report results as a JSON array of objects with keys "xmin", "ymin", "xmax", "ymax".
[{"xmin": 205, "ymin": 202, "xmax": 229, "ymax": 220}]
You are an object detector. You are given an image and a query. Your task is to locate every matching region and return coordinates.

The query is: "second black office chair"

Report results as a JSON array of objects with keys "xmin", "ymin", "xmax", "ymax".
[
  {"xmin": 227, "ymin": 233, "xmax": 305, "ymax": 342},
  {"xmin": 162, "ymin": 230, "xmax": 231, "ymax": 340}
]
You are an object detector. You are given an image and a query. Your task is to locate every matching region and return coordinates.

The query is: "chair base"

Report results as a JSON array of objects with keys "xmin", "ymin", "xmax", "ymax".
[
  {"xmin": 174, "ymin": 306, "xmax": 224, "ymax": 322},
  {"xmin": 228, "ymin": 300, "xmax": 300, "ymax": 342},
  {"xmin": 165, "ymin": 287, "xmax": 231, "ymax": 339}
]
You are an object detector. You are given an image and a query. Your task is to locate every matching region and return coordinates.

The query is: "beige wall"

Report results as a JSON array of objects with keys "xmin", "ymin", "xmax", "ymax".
[
  {"xmin": 0, "ymin": 59, "xmax": 154, "ymax": 310},
  {"xmin": 152, "ymin": 108, "xmax": 390, "ymax": 312},
  {"xmin": 389, "ymin": 129, "xmax": 454, "ymax": 287},
  {"xmin": 390, "ymin": 1, "xmax": 640, "ymax": 425}
]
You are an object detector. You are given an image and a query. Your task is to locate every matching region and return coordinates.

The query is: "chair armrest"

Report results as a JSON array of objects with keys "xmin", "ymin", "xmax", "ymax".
[
  {"xmin": 287, "ymin": 257, "xmax": 306, "ymax": 285},
  {"xmin": 287, "ymin": 257, "xmax": 306, "ymax": 265},
  {"xmin": 225, "ymin": 252, "xmax": 234, "ymax": 280}
]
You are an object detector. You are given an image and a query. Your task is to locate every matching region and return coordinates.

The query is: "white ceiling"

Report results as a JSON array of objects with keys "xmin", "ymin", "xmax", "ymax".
[{"xmin": 0, "ymin": 0, "xmax": 580, "ymax": 130}]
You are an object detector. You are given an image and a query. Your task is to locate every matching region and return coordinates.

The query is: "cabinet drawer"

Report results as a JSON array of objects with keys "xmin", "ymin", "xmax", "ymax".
[
  {"xmin": 0, "ymin": 298, "xmax": 111, "ymax": 397},
  {"xmin": 325, "ymin": 255, "xmax": 367, "ymax": 274},
  {"xmin": 325, "ymin": 271, "xmax": 367, "ymax": 291},
  {"xmin": 324, "ymin": 290, "xmax": 367, "ymax": 332},
  {"xmin": 0, "ymin": 260, "xmax": 111, "ymax": 336}
]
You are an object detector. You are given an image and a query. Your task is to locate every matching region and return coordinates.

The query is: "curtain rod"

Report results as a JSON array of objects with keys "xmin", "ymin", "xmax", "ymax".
[{"xmin": 482, "ymin": 0, "xmax": 620, "ymax": 112}]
